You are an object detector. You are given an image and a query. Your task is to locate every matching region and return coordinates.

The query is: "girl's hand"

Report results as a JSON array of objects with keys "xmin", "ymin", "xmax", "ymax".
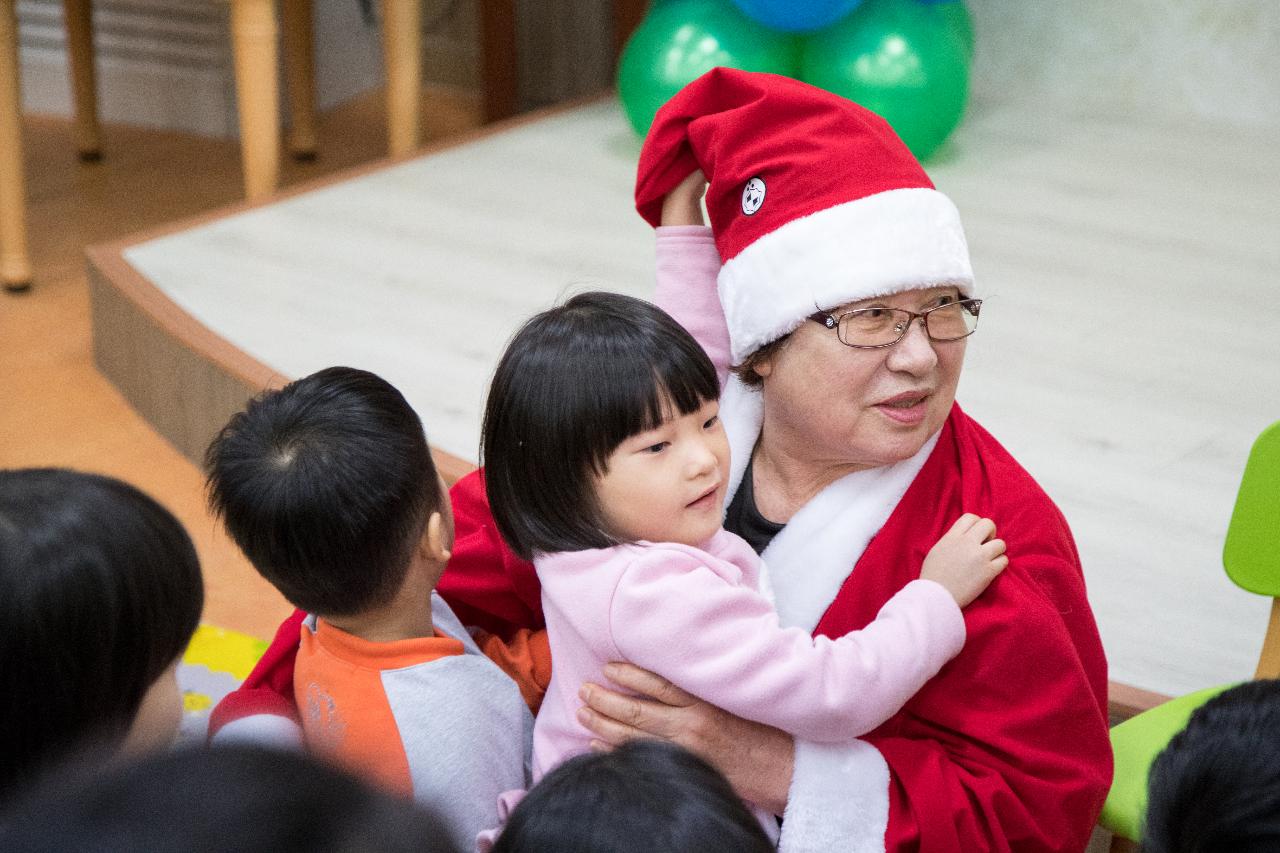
[
  {"xmin": 921, "ymin": 513, "xmax": 1008, "ymax": 607},
  {"xmin": 661, "ymin": 170, "xmax": 707, "ymax": 227},
  {"xmin": 576, "ymin": 662, "xmax": 794, "ymax": 815}
]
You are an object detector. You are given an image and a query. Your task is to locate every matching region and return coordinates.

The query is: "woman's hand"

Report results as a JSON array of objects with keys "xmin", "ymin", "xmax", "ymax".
[
  {"xmin": 577, "ymin": 662, "xmax": 795, "ymax": 814},
  {"xmin": 660, "ymin": 170, "xmax": 707, "ymax": 227}
]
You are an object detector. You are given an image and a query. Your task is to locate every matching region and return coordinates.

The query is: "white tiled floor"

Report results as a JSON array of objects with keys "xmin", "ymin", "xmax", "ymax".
[{"xmin": 124, "ymin": 97, "xmax": 1280, "ymax": 697}]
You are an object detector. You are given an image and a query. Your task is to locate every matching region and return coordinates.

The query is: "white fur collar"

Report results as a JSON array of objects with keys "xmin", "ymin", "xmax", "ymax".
[{"xmin": 720, "ymin": 375, "xmax": 940, "ymax": 632}]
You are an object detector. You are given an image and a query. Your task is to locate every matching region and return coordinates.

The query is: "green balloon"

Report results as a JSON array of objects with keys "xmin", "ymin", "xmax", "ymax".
[
  {"xmin": 799, "ymin": 0, "xmax": 969, "ymax": 161},
  {"xmin": 617, "ymin": 0, "xmax": 800, "ymax": 137},
  {"xmin": 937, "ymin": 0, "xmax": 974, "ymax": 61}
]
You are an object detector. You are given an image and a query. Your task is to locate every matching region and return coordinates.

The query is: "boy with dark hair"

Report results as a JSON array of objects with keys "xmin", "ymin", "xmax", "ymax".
[
  {"xmin": 1143, "ymin": 679, "xmax": 1280, "ymax": 853},
  {"xmin": 205, "ymin": 367, "xmax": 546, "ymax": 852}
]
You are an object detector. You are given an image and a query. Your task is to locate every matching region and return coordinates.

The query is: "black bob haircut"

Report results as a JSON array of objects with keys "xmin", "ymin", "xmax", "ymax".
[
  {"xmin": 0, "ymin": 468, "xmax": 203, "ymax": 801},
  {"xmin": 1142, "ymin": 678, "xmax": 1280, "ymax": 853},
  {"xmin": 0, "ymin": 744, "xmax": 460, "ymax": 853},
  {"xmin": 491, "ymin": 740, "xmax": 773, "ymax": 853},
  {"xmin": 205, "ymin": 366, "xmax": 440, "ymax": 617},
  {"xmin": 481, "ymin": 291, "xmax": 720, "ymax": 560}
]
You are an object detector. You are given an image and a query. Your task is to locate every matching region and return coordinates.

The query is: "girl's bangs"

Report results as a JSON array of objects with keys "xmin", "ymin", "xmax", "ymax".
[{"xmin": 586, "ymin": 332, "xmax": 720, "ymax": 471}]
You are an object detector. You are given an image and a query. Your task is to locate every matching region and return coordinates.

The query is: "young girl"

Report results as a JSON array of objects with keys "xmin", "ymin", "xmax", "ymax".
[
  {"xmin": 480, "ymin": 291, "xmax": 1007, "ymax": 787},
  {"xmin": 0, "ymin": 468, "xmax": 204, "ymax": 801}
]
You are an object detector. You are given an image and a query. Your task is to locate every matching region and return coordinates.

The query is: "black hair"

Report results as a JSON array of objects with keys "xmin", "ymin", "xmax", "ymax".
[
  {"xmin": 205, "ymin": 366, "xmax": 440, "ymax": 617},
  {"xmin": 1142, "ymin": 679, "xmax": 1280, "ymax": 853},
  {"xmin": 491, "ymin": 740, "xmax": 773, "ymax": 853},
  {"xmin": 0, "ymin": 468, "xmax": 204, "ymax": 801},
  {"xmin": 0, "ymin": 744, "xmax": 460, "ymax": 853},
  {"xmin": 481, "ymin": 291, "xmax": 720, "ymax": 560}
]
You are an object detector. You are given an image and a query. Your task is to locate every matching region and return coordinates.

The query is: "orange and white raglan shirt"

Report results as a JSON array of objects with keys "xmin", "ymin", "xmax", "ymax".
[{"xmin": 294, "ymin": 592, "xmax": 544, "ymax": 852}]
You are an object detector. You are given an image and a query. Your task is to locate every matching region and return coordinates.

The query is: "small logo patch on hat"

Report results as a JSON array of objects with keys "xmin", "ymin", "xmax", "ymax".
[{"xmin": 741, "ymin": 177, "xmax": 766, "ymax": 216}]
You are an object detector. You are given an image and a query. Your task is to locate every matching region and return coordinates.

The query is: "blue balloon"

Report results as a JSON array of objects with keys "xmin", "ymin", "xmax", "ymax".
[{"xmin": 729, "ymin": 0, "xmax": 862, "ymax": 33}]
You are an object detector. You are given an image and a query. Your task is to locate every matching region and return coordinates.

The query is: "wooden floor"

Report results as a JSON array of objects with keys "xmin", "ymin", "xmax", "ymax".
[{"xmin": 0, "ymin": 86, "xmax": 483, "ymax": 641}]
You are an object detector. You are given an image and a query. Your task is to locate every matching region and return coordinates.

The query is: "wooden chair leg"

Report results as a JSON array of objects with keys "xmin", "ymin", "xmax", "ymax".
[
  {"xmin": 1254, "ymin": 598, "xmax": 1280, "ymax": 680},
  {"xmin": 478, "ymin": 0, "xmax": 516, "ymax": 123},
  {"xmin": 0, "ymin": 0, "xmax": 33, "ymax": 291},
  {"xmin": 229, "ymin": 0, "xmax": 280, "ymax": 200},
  {"xmin": 281, "ymin": 0, "xmax": 317, "ymax": 161},
  {"xmin": 62, "ymin": 0, "xmax": 101, "ymax": 161},
  {"xmin": 380, "ymin": 0, "xmax": 421, "ymax": 157}
]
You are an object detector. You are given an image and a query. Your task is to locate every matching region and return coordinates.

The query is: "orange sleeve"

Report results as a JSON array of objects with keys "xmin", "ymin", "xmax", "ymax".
[{"xmin": 475, "ymin": 627, "xmax": 552, "ymax": 713}]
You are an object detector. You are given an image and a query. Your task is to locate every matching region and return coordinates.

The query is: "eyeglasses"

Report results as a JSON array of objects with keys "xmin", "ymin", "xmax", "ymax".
[{"xmin": 808, "ymin": 298, "xmax": 982, "ymax": 349}]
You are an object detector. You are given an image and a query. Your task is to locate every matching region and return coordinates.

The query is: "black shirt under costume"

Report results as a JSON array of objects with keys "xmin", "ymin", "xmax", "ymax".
[{"xmin": 723, "ymin": 455, "xmax": 785, "ymax": 555}]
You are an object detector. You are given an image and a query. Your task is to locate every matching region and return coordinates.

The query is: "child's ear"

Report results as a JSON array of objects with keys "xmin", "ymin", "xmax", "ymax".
[{"xmin": 423, "ymin": 511, "xmax": 452, "ymax": 564}]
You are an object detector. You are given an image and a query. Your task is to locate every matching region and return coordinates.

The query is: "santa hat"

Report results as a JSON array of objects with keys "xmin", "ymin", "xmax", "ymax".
[{"xmin": 636, "ymin": 68, "xmax": 974, "ymax": 364}]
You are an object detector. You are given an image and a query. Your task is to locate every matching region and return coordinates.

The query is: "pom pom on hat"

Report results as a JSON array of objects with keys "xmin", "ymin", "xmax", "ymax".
[{"xmin": 636, "ymin": 68, "xmax": 975, "ymax": 363}]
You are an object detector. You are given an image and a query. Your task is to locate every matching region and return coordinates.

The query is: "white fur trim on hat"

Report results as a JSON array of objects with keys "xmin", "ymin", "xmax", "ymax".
[{"xmin": 718, "ymin": 187, "xmax": 974, "ymax": 363}]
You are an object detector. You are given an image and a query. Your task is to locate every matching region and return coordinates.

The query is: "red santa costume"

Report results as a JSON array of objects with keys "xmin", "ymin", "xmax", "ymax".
[{"xmin": 210, "ymin": 69, "xmax": 1111, "ymax": 852}]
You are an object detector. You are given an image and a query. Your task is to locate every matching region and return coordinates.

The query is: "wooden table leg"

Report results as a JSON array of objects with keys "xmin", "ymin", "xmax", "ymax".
[
  {"xmin": 478, "ymin": 0, "xmax": 517, "ymax": 123},
  {"xmin": 229, "ymin": 0, "xmax": 280, "ymax": 200},
  {"xmin": 281, "ymin": 0, "xmax": 317, "ymax": 160},
  {"xmin": 0, "ymin": 0, "xmax": 33, "ymax": 291},
  {"xmin": 62, "ymin": 0, "xmax": 101, "ymax": 161},
  {"xmin": 381, "ymin": 0, "xmax": 421, "ymax": 157}
]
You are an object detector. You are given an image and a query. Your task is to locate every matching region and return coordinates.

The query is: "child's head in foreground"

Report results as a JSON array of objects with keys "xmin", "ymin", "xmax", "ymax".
[
  {"xmin": 0, "ymin": 468, "xmax": 203, "ymax": 801},
  {"xmin": 205, "ymin": 366, "xmax": 451, "ymax": 618},
  {"xmin": 491, "ymin": 740, "xmax": 772, "ymax": 853},
  {"xmin": 1142, "ymin": 678, "xmax": 1280, "ymax": 853},
  {"xmin": 0, "ymin": 744, "xmax": 460, "ymax": 853},
  {"xmin": 482, "ymin": 291, "xmax": 724, "ymax": 559}
]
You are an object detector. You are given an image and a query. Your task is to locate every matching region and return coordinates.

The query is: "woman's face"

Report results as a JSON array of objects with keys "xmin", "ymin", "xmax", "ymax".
[{"xmin": 754, "ymin": 287, "xmax": 968, "ymax": 472}]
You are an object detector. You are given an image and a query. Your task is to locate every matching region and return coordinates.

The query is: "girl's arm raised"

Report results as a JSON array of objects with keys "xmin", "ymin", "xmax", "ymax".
[
  {"xmin": 653, "ymin": 172, "xmax": 732, "ymax": 387},
  {"xmin": 607, "ymin": 544, "xmax": 965, "ymax": 743}
]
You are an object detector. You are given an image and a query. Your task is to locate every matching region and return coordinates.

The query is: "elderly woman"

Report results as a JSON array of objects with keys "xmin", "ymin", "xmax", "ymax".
[
  {"xmin": 558, "ymin": 69, "xmax": 1109, "ymax": 852},
  {"xmin": 213, "ymin": 70, "xmax": 1110, "ymax": 852}
]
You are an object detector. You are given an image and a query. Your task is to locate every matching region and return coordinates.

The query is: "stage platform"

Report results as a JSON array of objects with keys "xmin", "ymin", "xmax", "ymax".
[{"xmin": 87, "ymin": 96, "xmax": 1279, "ymax": 704}]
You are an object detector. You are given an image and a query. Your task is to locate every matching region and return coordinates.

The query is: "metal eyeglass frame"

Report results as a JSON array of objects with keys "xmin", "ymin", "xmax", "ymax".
[{"xmin": 807, "ymin": 298, "xmax": 983, "ymax": 349}]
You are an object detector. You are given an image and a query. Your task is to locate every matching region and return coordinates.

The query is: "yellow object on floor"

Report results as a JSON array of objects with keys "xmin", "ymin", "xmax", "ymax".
[
  {"xmin": 178, "ymin": 624, "xmax": 270, "ymax": 740},
  {"xmin": 184, "ymin": 624, "xmax": 270, "ymax": 681}
]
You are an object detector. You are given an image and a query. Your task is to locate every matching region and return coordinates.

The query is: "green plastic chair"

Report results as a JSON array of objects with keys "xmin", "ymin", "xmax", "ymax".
[{"xmin": 1100, "ymin": 420, "xmax": 1280, "ymax": 850}]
